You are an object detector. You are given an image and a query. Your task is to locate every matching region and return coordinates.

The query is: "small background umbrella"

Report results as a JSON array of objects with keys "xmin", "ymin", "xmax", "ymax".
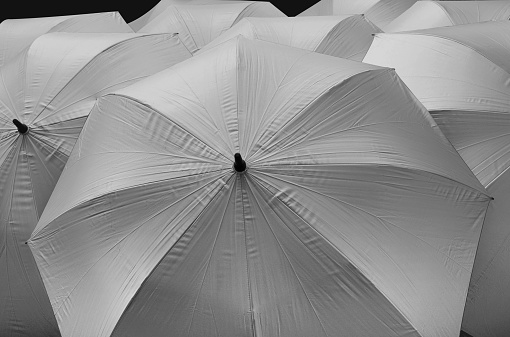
[
  {"xmin": 363, "ymin": 20, "xmax": 510, "ymax": 337},
  {"xmin": 29, "ymin": 36, "xmax": 490, "ymax": 337},
  {"xmin": 0, "ymin": 12, "xmax": 132, "ymax": 67},
  {"xmin": 0, "ymin": 32, "xmax": 191, "ymax": 337},
  {"xmin": 297, "ymin": 0, "xmax": 417, "ymax": 29},
  {"xmin": 136, "ymin": 1, "xmax": 286, "ymax": 53},
  {"xmin": 128, "ymin": 0, "xmax": 211, "ymax": 32},
  {"xmin": 201, "ymin": 15, "xmax": 381, "ymax": 61},
  {"xmin": 384, "ymin": 1, "xmax": 510, "ymax": 32}
]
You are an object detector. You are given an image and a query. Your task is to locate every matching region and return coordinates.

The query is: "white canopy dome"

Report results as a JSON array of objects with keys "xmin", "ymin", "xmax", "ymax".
[
  {"xmin": 364, "ymin": 21, "xmax": 510, "ymax": 337},
  {"xmin": 298, "ymin": 0, "xmax": 417, "ymax": 29},
  {"xmin": 201, "ymin": 15, "xmax": 381, "ymax": 61},
  {"xmin": 385, "ymin": 1, "xmax": 510, "ymax": 32},
  {"xmin": 0, "ymin": 32, "xmax": 191, "ymax": 337},
  {"xmin": 136, "ymin": 2, "xmax": 286, "ymax": 53},
  {"xmin": 128, "ymin": 0, "xmax": 212, "ymax": 32},
  {"xmin": 0, "ymin": 12, "xmax": 132, "ymax": 67},
  {"xmin": 29, "ymin": 36, "xmax": 490, "ymax": 337}
]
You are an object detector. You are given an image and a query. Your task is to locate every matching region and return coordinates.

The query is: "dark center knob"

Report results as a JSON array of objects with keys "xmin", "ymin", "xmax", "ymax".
[
  {"xmin": 13, "ymin": 119, "xmax": 28, "ymax": 134},
  {"xmin": 234, "ymin": 153, "xmax": 246, "ymax": 172}
]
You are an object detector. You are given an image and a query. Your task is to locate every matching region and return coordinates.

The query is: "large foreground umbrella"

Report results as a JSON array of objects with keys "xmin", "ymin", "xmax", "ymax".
[
  {"xmin": 0, "ymin": 12, "xmax": 132, "ymax": 67},
  {"xmin": 298, "ymin": 0, "xmax": 417, "ymax": 29},
  {"xmin": 30, "ymin": 37, "xmax": 490, "ymax": 337},
  {"xmin": 202, "ymin": 15, "xmax": 381, "ymax": 61},
  {"xmin": 136, "ymin": 2, "xmax": 286, "ymax": 53},
  {"xmin": 0, "ymin": 32, "xmax": 191, "ymax": 337},
  {"xmin": 384, "ymin": 1, "xmax": 510, "ymax": 32},
  {"xmin": 364, "ymin": 21, "xmax": 510, "ymax": 337}
]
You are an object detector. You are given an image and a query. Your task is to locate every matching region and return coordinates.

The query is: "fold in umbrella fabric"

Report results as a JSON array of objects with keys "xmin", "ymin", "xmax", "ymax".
[
  {"xmin": 128, "ymin": 0, "xmax": 211, "ymax": 32},
  {"xmin": 0, "ymin": 12, "xmax": 133, "ymax": 67},
  {"xmin": 364, "ymin": 21, "xmax": 510, "ymax": 337},
  {"xmin": 29, "ymin": 36, "xmax": 491, "ymax": 337},
  {"xmin": 201, "ymin": 15, "xmax": 382, "ymax": 61},
  {"xmin": 136, "ymin": 2, "xmax": 286, "ymax": 53},
  {"xmin": 384, "ymin": 1, "xmax": 510, "ymax": 32},
  {"xmin": 0, "ymin": 32, "xmax": 192, "ymax": 337},
  {"xmin": 298, "ymin": 0, "xmax": 417, "ymax": 29}
]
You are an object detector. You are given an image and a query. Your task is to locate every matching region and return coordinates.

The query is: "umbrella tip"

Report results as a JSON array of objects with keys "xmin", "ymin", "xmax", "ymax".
[
  {"xmin": 12, "ymin": 119, "xmax": 29, "ymax": 134},
  {"xmin": 233, "ymin": 153, "xmax": 246, "ymax": 172},
  {"xmin": 491, "ymin": 196, "xmax": 495, "ymax": 200}
]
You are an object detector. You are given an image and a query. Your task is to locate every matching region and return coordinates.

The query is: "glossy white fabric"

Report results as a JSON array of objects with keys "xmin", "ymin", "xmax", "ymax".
[
  {"xmin": 385, "ymin": 1, "xmax": 510, "ymax": 32},
  {"xmin": 0, "ymin": 12, "xmax": 132, "ymax": 67},
  {"xmin": 364, "ymin": 21, "xmax": 510, "ymax": 337},
  {"xmin": 298, "ymin": 0, "xmax": 417, "ymax": 29},
  {"xmin": 137, "ymin": 2, "xmax": 286, "ymax": 53},
  {"xmin": 29, "ymin": 37, "xmax": 490, "ymax": 337},
  {"xmin": 201, "ymin": 15, "xmax": 381, "ymax": 61},
  {"xmin": 0, "ymin": 32, "xmax": 191, "ymax": 337}
]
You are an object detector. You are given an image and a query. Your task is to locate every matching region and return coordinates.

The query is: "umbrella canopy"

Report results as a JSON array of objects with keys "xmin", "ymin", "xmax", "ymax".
[
  {"xmin": 0, "ymin": 32, "xmax": 191, "ymax": 337},
  {"xmin": 128, "ymin": 0, "xmax": 211, "ymax": 32},
  {"xmin": 384, "ymin": 1, "xmax": 510, "ymax": 32},
  {"xmin": 201, "ymin": 15, "xmax": 382, "ymax": 61},
  {"xmin": 298, "ymin": 0, "xmax": 417, "ymax": 29},
  {"xmin": 29, "ymin": 36, "xmax": 491, "ymax": 337},
  {"xmin": 0, "ymin": 12, "xmax": 132, "ymax": 67},
  {"xmin": 363, "ymin": 21, "xmax": 510, "ymax": 337},
  {"xmin": 136, "ymin": 2, "xmax": 286, "ymax": 53}
]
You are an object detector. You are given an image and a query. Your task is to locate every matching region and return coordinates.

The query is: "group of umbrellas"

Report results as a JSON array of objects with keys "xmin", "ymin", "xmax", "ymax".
[{"xmin": 0, "ymin": 1, "xmax": 509, "ymax": 337}]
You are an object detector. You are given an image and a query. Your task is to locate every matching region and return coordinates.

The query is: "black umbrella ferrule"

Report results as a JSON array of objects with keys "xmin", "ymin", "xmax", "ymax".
[
  {"xmin": 13, "ymin": 119, "xmax": 28, "ymax": 134},
  {"xmin": 233, "ymin": 153, "xmax": 246, "ymax": 172}
]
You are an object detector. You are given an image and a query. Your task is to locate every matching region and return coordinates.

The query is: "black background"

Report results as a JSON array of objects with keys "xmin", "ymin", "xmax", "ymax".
[{"xmin": 0, "ymin": 0, "xmax": 318, "ymax": 24}]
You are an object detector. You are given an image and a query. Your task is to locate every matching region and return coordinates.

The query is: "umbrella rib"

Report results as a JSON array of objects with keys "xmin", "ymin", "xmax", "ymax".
[
  {"xmin": 30, "ymin": 35, "xmax": 152, "ymax": 124},
  {"xmin": 171, "ymin": 70, "xmax": 235, "ymax": 154},
  {"xmin": 252, "ymin": 163, "xmax": 489, "ymax": 199},
  {"xmin": 486, "ymin": 164, "xmax": 510, "ymax": 188},
  {"xmin": 175, "ymin": 8, "xmax": 200, "ymax": 53},
  {"xmin": 31, "ymin": 114, "xmax": 85, "ymax": 129},
  {"xmin": 406, "ymin": 33, "xmax": 510, "ymax": 77},
  {"xmin": 9, "ymin": 139, "xmax": 57, "ymax": 326},
  {"xmin": 186, "ymin": 174, "xmax": 236, "ymax": 337},
  {"xmin": 245, "ymin": 175, "xmax": 330, "ymax": 337},
  {"xmin": 110, "ymin": 173, "xmax": 235, "ymax": 337},
  {"xmin": 249, "ymin": 175, "xmax": 414, "ymax": 336},
  {"xmin": 29, "ymin": 132, "xmax": 70, "ymax": 165},
  {"xmin": 33, "ymin": 75, "xmax": 148, "ymax": 126},
  {"xmin": 52, "ymin": 171, "xmax": 231, "ymax": 316},
  {"xmin": 244, "ymin": 51, "xmax": 314, "ymax": 156},
  {"xmin": 0, "ymin": 67, "xmax": 18, "ymax": 119},
  {"xmin": 4, "ymin": 139, "xmax": 22, "ymax": 333},
  {"xmin": 251, "ymin": 169, "xmax": 479, "ymax": 273},
  {"xmin": 28, "ymin": 44, "xmax": 78, "ymax": 123},
  {"xmin": 109, "ymin": 93, "xmax": 231, "ymax": 163},
  {"xmin": 457, "ymin": 132, "xmax": 510, "ymax": 152},
  {"xmin": 26, "ymin": 135, "xmax": 67, "ymax": 183},
  {"xmin": 249, "ymin": 68, "xmax": 386, "ymax": 161},
  {"xmin": 253, "ymin": 120, "xmax": 426, "ymax": 163},
  {"xmin": 469, "ymin": 211, "xmax": 510, "ymax": 292}
]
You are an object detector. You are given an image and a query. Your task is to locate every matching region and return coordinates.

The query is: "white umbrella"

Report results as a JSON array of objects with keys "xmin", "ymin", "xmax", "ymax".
[
  {"xmin": 29, "ymin": 36, "xmax": 490, "ymax": 337},
  {"xmin": 298, "ymin": 0, "xmax": 417, "ymax": 29},
  {"xmin": 384, "ymin": 1, "xmax": 510, "ymax": 32},
  {"xmin": 201, "ymin": 15, "xmax": 381, "ymax": 61},
  {"xmin": 0, "ymin": 32, "xmax": 191, "ymax": 337},
  {"xmin": 136, "ymin": 1, "xmax": 286, "ymax": 53},
  {"xmin": 364, "ymin": 21, "xmax": 510, "ymax": 337},
  {"xmin": 128, "ymin": 0, "xmax": 212, "ymax": 32},
  {"xmin": 0, "ymin": 12, "xmax": 132, "ymax": 67}
]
